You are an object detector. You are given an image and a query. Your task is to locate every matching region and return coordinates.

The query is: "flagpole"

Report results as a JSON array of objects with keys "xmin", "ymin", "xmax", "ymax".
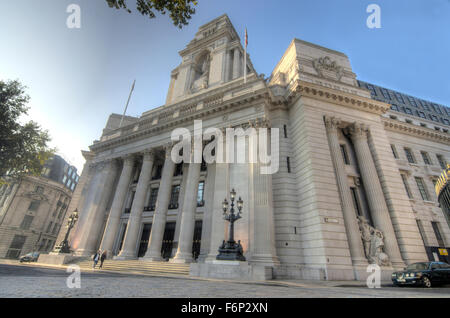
[
  {"xmin": 119, "ymin": 79, "xmax": 136, "ymax": 128},
  {"xmin": 244, "ymin": 28, "xmax": 247, "ymax": 84}
]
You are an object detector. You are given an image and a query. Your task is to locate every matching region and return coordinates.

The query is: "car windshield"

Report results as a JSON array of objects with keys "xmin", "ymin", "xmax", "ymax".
[{"xmin": 406, "ymin": 263, "xmax": 429, "ymax": 270}]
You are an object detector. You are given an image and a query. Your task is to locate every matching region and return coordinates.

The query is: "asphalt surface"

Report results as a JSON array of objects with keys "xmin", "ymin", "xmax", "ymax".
[{"xmin": 0, "ymin": 263, "xmax": 449, "ymax": 298}]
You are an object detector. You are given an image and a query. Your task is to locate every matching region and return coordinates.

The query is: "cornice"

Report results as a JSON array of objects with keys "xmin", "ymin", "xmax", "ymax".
[
  {"xmin": 284, "ymin": 80, "xmax": 391, "ymax": 115},
  {"xmin": 382, "ymin": 117, "xmax": 450, "ymax": 144},
  {"xmin": 90, "ymin": 78, "xmax": 269, "ymax": 153}
]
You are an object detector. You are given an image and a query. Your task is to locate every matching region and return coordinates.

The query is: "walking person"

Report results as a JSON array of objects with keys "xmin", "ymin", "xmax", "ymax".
[
  {"xmin": 99, "ymin": 250, "xmax": 107, "ymax": 269},
  {"xmin": 92, "ymin": 250, "xmax": 100, "ymax": 269}
]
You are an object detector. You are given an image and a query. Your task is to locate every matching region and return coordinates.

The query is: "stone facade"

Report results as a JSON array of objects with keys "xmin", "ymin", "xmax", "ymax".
[
  {"xmin": 0, "ymin": 176, "xmax": 72, "ymax": 258},
  {"xmin": 67, "ymin": 15, "xmax": 450, "ymax": 280}
]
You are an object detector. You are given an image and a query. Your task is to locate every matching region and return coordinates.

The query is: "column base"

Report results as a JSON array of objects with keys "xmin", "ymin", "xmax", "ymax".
[
  {"xmin": 249, "ymin": 254, "xmax": 280, "ymax": 267},
  {"xmin": 170, "ymin": 253, "xmax": 194, "ymax": 264},
  {"xmin": 73, "ymin": 249, "xmax": 94, "ymax": 257},
  {"xmin": 114, "ymin": 250, "xmax": 137, "ymax": 260},
  {"xmin": 140, "ymin": 255, "xmax": 164, "ymax": 262},
  {"xmin": 351, "ymin": 257, "xmax": 370, "ymax": 267}
]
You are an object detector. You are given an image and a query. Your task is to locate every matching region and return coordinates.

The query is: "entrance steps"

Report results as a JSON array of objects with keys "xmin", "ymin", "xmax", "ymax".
[{"xmin": 73, "ymin": 259, "xmax": 190, "ymax": 276}]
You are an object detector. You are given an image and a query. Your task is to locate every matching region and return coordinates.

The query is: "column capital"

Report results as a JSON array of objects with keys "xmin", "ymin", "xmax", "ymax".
[
  {"xmin": 122, "ymin": 154, "xmax": 136, "ymax": 167},
  {"xmin": 323, "ymin": 116, "xmax": 341, "ymax": 131},
  {"xmin": 346, "ymin": 122, "xmax": 368, "ymax": 141},
  {"xmin": 142, "ymin": 149, "xmax": 155, "ymax": 161}
]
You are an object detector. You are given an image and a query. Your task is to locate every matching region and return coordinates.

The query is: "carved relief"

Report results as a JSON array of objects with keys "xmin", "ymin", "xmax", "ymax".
[
  {"xmin": 313, "ymin": 56, "xmax": 344, "ymax": 81},
  {"xmin": 357, "ymin": 216, "xmax": 391, "ymax": 266},
  {"xmin": 191, "ymin": 51, "xmax": 211, "ymax": 91}
]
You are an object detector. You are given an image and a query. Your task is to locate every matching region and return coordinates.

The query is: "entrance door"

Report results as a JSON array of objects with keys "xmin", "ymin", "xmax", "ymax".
[
  {"xmin": 192, "ymin": 221, "xmax": 202, "ymax": 260},
  {"xmin": 161, "ymin": 222, "xmax": 176, "ymax": 260},
  {"xmin": 137, "ymin": 224, "xmax": 152, "ymax": 258}
]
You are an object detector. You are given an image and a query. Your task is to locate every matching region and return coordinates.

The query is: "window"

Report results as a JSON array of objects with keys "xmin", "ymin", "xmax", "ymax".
[
  {"xmin": 421, "ymin": 101, "xmax": 431, "ymax": 111},
  {"xmin": 340, "ymin": 145, "xmax": 350, "ymax": 165},
  {"xmin": 147, "ymin": 188, "xmax": 159, "ymax": 211},
  {"xmin": 395, "ymin": 93, "xmax": 405, "ymax": 103},
  {"xmin": 169, "ymin": 185, "xmax": 180, "ymax": 209},
  {"xmin": 443, "ymin": 119, "xmax": 450, "ymax": 126},
  {"xmin": 6, "ymin": 235, "xmax": 27, "ymax": 259},
  {"xmin": 283, "ymin": 125, "xmax": 288, "ymax": 138},
  {"xmin": 174, "ymin": 163, "xmax": 183, "ymax": 176},
  {"xmin": 381, "ymin": 88, "xmax": 391, "ymax": 100},
  {"xmin": 62, "ymin": 175, "xmax": 67, "ymax": 184},
  {"xmin": 46, "ymin": 222, "xmax": 53, "ymax": 233},
  {"xmin": 436, "ymin": 155, "xmax": 447, "ymax": 169},
  {"xmin": 407, "ymin": 96, "xmax": 417, "ymax": 107},
  {"xmin": 420, "ymin": 123, "xmax": 427, "ymax": 128},
  {"xmin": 401, "ymin": 174, "xmax": 413, "ymax": 199},
  {"xmin": 404, "ymin": 108, "xmax": 413, "ymax": 115},
  {"xmin": 28, "ymin": 200, "xmax": 40, "ymax": 212},
  {"xmin": 391, "ymin": 145, "xmax": 398, "ymax": 159},
  {"xmin": 431, "ymin": 222, "xmax": 445, "ymax": 247},
  {"xmin": 420, "ymin": 151, "xmax": 432, "ymax": 165},
  {"xmin": 57, "ymin": 208, "xmax": 65, "ymax": 219},
  {"xmin": 350, "ymin": 188, "xmax": 362, "ymax": 216},
  {"xmin": 52, "ymin": 223, "xmax": 59, "ymax": 235},
  {"xmin": 415, "ymin": 177, "xmax": 430, "ymax": 201},
  {"xmin": 197, "ymin": 181, "xmax": 205, "ymax": 207},
  {"xmin": 434, "ymin": 126, "xmax": 441, "ymax": 131},
  {"xmin": 286, "ymin": 157, "xmax": 291, "ymax": 173},
  {"xmin": 390, "ymin": 104, "xmax": 399, "ymax": 111},
  {"xmin": 404, "ymin": 148, "xmax": 415, "ymax": 164},
  {"xmin": 20, "ymin": 215, "xmax": 34, "ymax": 230},
  {"xmin": 430, "ymin": 115, "xmax": 439, "ymax": 122},
  {"xmin": 405, "ymin": 119, "xmax": 413, "ymax": 124},
  {"xmin": 417, "ymin": 111, "xmax": 426, "ymax": 119},
  {"xmin": 416, "ymin": 220, "xmax": 427, "ymax": 246},
  {"xmin": 366, "ymin": 84, "xmax": 377, "ymax": 96}
]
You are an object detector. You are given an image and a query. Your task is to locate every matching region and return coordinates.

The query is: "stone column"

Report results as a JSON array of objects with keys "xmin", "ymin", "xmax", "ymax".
[
  {"xmin": 324, "ymin": 116, "xmax": 367, "ymax": 266},
  {"xmin": 116, "ymin": 150, "xmax": 155, "ymax": 259},
  {"xmin": 232, "ymin": 48, "xmax": 241, "ymax": 79},
  {"xmin": 249, "ymin": 126, "xmax": 279, "ymax": 266},
  {"xmin": 74, "ymin": 159, "xmax": 119, "ymax": 256},
  {"xmin": 347, "ymin": 123, "xmax": 405, "ymax": 267},
  {"xmin": 171, "ymin": 149, "xmax": 202, "ymax": 263},
  {"xmin": 99, "ymin": 154, "xmax": 135, "ymax": 258},
  {"xmin": 143, "ymin": 145, "xmax": 176, "ymax": 261}
]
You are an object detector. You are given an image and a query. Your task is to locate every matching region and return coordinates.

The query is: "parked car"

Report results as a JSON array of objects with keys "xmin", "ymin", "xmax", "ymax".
[
  {"xmin": 392, "ymin": 262, "xmax": 450, "ymax": 287},
  {"xmin": 19, "ymin": 252, "xmax": 40, "ymax": 263}
]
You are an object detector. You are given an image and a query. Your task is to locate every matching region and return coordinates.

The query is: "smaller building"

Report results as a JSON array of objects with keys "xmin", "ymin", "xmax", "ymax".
[{"xmin": 0, "ymin": 156, "xmax": 79, "ymax": 259}]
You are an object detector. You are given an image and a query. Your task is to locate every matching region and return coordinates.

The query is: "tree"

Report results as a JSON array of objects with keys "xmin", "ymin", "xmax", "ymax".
[
  {"xmin": 0, "ymin": 80, "xmax": 54, "ymax": 183},
  {"xmin": 106, "ymin": 0, "xmax": 198, "ymax": 28}
]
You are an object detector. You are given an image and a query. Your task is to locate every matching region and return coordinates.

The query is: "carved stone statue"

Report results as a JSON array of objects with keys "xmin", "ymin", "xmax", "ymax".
[
  {"xmin": 191, "ymin": 53, "xmax": 211, "ymax": 91},
  {"xmin": 357, "ymin": 216, "xmax": 391, "ymax": 266}
]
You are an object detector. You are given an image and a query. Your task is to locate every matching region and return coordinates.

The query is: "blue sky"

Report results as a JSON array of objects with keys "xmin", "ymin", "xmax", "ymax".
[{"xmin": 1, "ymin": 0, "xmax": 449, "ymax": 171}]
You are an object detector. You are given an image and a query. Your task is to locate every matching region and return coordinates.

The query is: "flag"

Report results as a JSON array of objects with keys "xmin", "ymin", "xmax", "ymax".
[
  {"xmin": 245, "ymin": 28, "xmax": 248, "ymax": 47},
  {"xmin": 244, "ymin": 28, "xmax": 248, "ymax": 83}
]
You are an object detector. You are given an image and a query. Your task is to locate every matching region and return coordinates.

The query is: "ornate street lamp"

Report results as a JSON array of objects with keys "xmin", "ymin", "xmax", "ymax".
[
  {"xmin": 217, "ymin": 189, "xmax": 246, "ymax": 261},
  {"xmin": 54, "ymin": 209, "xmax": 79, "ymax": 254}
]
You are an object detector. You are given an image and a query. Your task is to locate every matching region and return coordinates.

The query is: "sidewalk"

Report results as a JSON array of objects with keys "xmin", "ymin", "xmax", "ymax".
[{"xmin": 0, "ymin": 259, "xmax": 392, "ymax": 288}]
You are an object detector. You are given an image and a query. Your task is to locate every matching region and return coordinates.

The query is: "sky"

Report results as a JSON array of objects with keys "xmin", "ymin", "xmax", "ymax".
[{"xmin": 1, "ymin": 0, "xmax": 449, "ymax": 172}]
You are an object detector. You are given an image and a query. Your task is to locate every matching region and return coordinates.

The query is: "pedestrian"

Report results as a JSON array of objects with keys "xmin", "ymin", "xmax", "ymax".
[
  {"xmin": 99, "ymin": 250, "xmax": 107, "ymax": 269},
  {"xmin": 92, "ymin": 250, "xmax": 100, "ymax": 269}
]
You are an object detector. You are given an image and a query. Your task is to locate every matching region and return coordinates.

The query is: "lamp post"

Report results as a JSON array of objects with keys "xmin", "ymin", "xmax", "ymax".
[
  {"xmin": 54, "ymin": 209, "xmax": 79, "ymax": 254},
  {"xmin": 216, "ymin": 189, "xmax": 246, "ymax": 261}
]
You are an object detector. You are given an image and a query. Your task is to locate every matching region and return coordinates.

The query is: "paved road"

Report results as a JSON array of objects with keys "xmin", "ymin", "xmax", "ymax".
[{"xmin": 0, "ymin": 264, "xmax": 449, "ymax": 298}]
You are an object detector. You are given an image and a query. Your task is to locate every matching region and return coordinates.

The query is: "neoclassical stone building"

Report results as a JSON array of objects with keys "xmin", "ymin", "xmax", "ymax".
[{"xmin": 66, "ymin": 15, "xmax": 450, "ymax": 280}]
